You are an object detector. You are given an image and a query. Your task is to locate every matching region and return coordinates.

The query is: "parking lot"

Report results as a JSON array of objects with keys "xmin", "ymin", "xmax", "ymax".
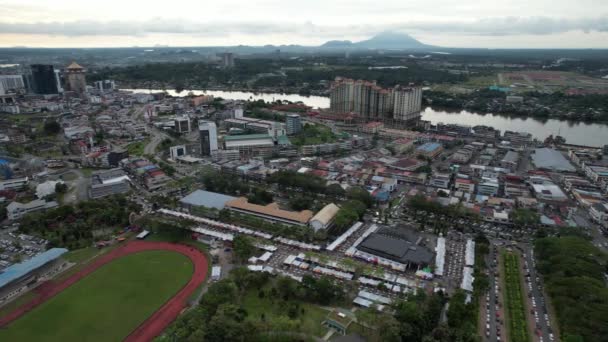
[{"xmin": 0, "ymin": 227, "xmax": 48, "ymax": 271}]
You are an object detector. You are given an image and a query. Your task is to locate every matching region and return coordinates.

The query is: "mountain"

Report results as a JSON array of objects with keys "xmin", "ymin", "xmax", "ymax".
[
  {"xmin": 320, "ymin": 40, "xmax": 354, "ymax": 48},
  {"xmin": 321, "ymin": 32, "xmax": 433, "ymax": 50}
]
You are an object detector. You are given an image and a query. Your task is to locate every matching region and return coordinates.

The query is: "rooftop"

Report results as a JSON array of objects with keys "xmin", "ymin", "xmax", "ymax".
[
  {"xmin": 310, "ymin": 203, "xmax": 340, "ymax": 226},
  {"xmin": 180, "ymin": 190, "xmax": 236, "ymax": 210},
  {"xmin": 224, "ymin": 134, "xmax": 272, "ymax": 141},
  {"xmin": 531, "ymin": 148, "xmax": 576, "ymax": 172},
  {"xmin": 226, "ymin": 197, "xmax": 313, "ymax": 224},
  {"xmin": 0, "ymin": 248, "xmax": 68, "ymax": 288}
]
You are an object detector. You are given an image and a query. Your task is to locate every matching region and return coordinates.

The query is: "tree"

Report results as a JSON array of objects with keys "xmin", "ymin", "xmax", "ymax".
[
  {"xmin": 326, "ymin": 183, "xmax": 345, "ymax": 198},
  {"xmin": 346, "ymin": 187, "xmax": 373, "ymax": 208},
  {"xmin": 55, "ymin": 182, "xmax": 68, "ymax": 194},
  {"xmin": 44, "ymin": 120, "xmax": 61, "ymax": 135},
  {"xmin": 233, "ymin": 235, "xmax": 255, "ymax": 262}
]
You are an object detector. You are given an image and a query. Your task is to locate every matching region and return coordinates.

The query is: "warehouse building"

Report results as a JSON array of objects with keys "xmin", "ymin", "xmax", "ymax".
[{"xmin": 357, "ymin": 227, "xmax": 434, "ymax": 270}]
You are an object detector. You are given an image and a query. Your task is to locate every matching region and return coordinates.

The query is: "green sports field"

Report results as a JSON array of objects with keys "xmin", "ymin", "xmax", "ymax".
[{"xmin": 0, "ymin": 250, "xmax": 193, "ymax": 342}]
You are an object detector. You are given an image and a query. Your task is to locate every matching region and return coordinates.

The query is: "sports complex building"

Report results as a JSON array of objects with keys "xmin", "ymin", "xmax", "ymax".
[{"xmin": 0, "ymin": 248, "xmax": 68, "ymax": 304}]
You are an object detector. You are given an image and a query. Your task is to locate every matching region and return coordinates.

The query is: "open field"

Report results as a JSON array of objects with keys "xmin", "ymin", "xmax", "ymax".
[
  {"xmin": 241, "ymin": 286, "xmax": 330, "ymax": 337},
  {"xmin": 502, "ymin": 251, "xmax": 530, "ymax": 342},
  {"xmin": 0, "ymin": 250, "xmax": 193, "ymax": 342}
]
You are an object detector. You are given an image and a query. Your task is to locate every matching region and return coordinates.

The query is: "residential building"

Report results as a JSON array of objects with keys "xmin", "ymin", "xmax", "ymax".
[
  {"xmin": 65, "ymin": 62, "xmax": 87, "ymax": 94},
  {"xmin": 454, "ymin": 178, "xmax": 475, "ymax": 193},
  {"xmin": 589, "ymin": 202, "xmax": 608, "ymax": 228},
  {"xmin": 500, "ymin": 150, "xmax": 520, "ymax": 170},
  {"xmin": 199, "ymin": 120, "xmax": 218, "ymax": 156},
  {"xmin": 7, "ymin": 200, "xmax": 58, "ymax": 221},
  {"xmin": 477, "ymin": 179, "xmax": 500, "ymax": 196},
  {"xmin": 219, "ymin": 53, "xmax": 235, "ymax": 68},
  {"xmin": 429, "ymin": 173, "xmax": 451, "ymax": 189},
  {"xmin": 329, "ymin": 78, "xmax": 422, "ymax": 124},
  {"xmin": 286, "ymin": 114, "xmax": 302, "ymax": 135},
  {"xmin": 392, "ymin": 86, "xmax": 422, "ymax": 123},
  {"xmin": 416, "ymin": 142, "xmax": 443, "ymax": 159},
  {"xmin": 93, "ymin": 80, "xmax": 116, "ymax": 92}
]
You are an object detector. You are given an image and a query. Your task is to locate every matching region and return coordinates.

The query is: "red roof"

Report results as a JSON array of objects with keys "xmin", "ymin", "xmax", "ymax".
[
  {"xmin": 311, "ymin": 169, "xmax": 328, "ymax": 177},
  {"xmin": 456, "ymin": 178, "xmax": 474, "ymax": 184}
]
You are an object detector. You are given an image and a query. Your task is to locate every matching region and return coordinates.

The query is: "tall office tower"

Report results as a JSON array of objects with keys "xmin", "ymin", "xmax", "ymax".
[
  {"xmin": 392, "ymin": 86, "xmax": 422, "ymax": 123},
  {"xmin": 0, "ymin": 75, "xmax": 25, "ymax": 95},
  {"xmin": 199, "ymin": 120, "xmax": 218, "ymax": 156},
  {"xmin": 219, "ymin": 53, "xmax": 235, "ymax": 68},
  {"xmin": 286, "ymin": 114, "xmax": 302, "ymax": 135},
  {"xmin": 66, "ymin": 62, "xmax": 87, "ymax": 94},
  {"xmin": 30, "ymin": 64, "xmax": 59, "ymax": 94}
]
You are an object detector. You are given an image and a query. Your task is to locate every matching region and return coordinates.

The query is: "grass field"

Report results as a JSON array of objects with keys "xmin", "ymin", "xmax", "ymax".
[
  {"xmin": 241, "ymin": 287, "xmax": 330, "ymax": 337},
  {"xmin": 502, "ymin": 251, "xmax": 530, "ymax": 342},
  {"xmin": 0, "ymin": 251, "xmax": 193, "ymax": 342}
]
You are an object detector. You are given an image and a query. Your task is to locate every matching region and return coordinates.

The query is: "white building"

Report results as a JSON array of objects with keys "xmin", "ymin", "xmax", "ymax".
[
  {"xmin": 392, "ymin": 86, "xmax": 422, "ymax": 122},
  {"xmin": 309, "ymin": 203, "xmax": 340, "ymax": 231},
  {"xmin": 0, "ymin": 75, "xmax": 25, "ymax": 94},
  {"xmin": 199, "ymin": 120, "xmax": 218, "ymax": 156},
  {"xmin": 7, "ymin": 200, "xmax": 58, "ymax": 221}
]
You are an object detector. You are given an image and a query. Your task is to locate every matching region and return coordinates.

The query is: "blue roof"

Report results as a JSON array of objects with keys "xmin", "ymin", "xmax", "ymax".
[
  {"xmin": 416, "ymin": 142, "xmax": 442, "ymax": 152},
  {"xmin": 179, "ymin": 190, "xmax": 236, "ymax": 210},
  {"xmin": 0, "ymin": 248, "xmax": 68, "ymax": 288},
  {"xmin": 0, "ymin": 159, "xmax": 9, "ymax": 165}
]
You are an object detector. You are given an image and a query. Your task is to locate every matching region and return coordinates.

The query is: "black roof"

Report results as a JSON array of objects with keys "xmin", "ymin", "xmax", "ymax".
[{"xmin": 358, "ymin": 227, "xmax": 434, "ymax": 266}]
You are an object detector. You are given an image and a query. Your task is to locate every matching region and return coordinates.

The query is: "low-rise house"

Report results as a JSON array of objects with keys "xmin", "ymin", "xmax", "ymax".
[{"xmin": 7, "ymin": 200, "xmax": 58, "ymax": 220}]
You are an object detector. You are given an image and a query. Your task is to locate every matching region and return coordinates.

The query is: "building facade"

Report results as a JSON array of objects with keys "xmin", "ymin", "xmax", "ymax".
[
  {"xmin": 30, "ymin": 64, "xmax": 59, "ymax": 94},
  {"xmin": 329, "ymin": 77, "xmax": 422, "ymax": 125},
  {"xmin": 65, "ymin": 62, "xmax": 87, "ymax": 94},
  {"xmin": 286, "ymin": 114, "xmax": 302, "ymax": 135},
  {"xmin": 199, "ymin": 120, "xmax": 218, "ymax": 156}
]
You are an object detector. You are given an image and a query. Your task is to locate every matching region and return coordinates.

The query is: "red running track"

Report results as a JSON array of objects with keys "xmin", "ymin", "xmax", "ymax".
[{"xmin": 0, "ymin": 241, "xmax": 209, "ymax": 342}]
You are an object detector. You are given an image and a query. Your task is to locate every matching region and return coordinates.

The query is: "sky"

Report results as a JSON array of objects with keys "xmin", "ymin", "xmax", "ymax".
[{"xmin": 1, "ymin": 0, "xmax": 607, "ymax": 48}]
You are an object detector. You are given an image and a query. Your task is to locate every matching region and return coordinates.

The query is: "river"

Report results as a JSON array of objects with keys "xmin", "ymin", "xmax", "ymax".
[{"xmin": 124, "ymin": 89, "xmax": 608, "ymax": 147}]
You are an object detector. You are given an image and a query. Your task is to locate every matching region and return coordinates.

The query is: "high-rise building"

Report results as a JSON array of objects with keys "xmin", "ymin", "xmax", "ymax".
[
  {"xmin": 219, "ymin": 53, "xmax": 235, "ymax": 68},
  {"xmin": 329, "ymin": 77, "xmax": 422, "ymax": 124},
  {"xmin": 66, "ymin": 62, "xmax": 87, "ymax": 94},
  {"xmin": 30, "ymin": 64, "xmax": 59, "ymax": 94},
  {"xmin": 94, "ymin": 80, "xmax": 116, "ymax": 92},
  {"xmin": 199, "ymin": 120, "xmax": 218, "ymax": 156},
  {"xmin": 392, "ymin": 86, "xmax": 422, "ymax": 123},
  {"xmin": 0, "ymin": 75, "xmax": 25, "ymax": 95},
  {"xmin": 174, "ymin": 115, "xmax": 191, "ymax": 133},
  {"xmin": 286, "ymin": 114, "xmax": 302, "ymax": 135}
]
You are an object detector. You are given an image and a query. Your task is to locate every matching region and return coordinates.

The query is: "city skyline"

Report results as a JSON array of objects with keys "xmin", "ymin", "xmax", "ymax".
[{"xmin": 1, "ymin": 0, "xmax": 608, "ymax": 48}]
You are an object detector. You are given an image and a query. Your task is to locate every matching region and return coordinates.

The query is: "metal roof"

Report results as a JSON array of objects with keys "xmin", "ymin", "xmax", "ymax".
[
  {"xmin": 223, "ymin": 134, "xmax": 272, "ymax": 141},
  {"xmin": 531, "ymin": 148, "xmax": 576, "ymax": 172},
  {"xmin": 179, "ymin": 190, "xmax": 236, "ymax": 210},
  {"xmin": 0, "ymin": 248, "xmax": 68, "ymax": 288}
]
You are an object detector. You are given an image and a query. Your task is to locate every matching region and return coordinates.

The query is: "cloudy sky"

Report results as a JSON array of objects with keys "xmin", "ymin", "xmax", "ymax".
[{"xmin": 1, "ymin": 0, "xmax": 607, "ymax": 48}]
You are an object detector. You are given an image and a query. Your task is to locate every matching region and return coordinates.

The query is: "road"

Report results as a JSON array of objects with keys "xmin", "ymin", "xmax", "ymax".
[
  {"xmin": 481, "ymin": 244, "xmax": 505, "ymax": 341},
  {"xmin": 520, "ymin": 244, "xmax": 556, "ymax": 342},
  {"xmin": 144, "ymin": 127, "xmax": 169, "ymax": 155}
]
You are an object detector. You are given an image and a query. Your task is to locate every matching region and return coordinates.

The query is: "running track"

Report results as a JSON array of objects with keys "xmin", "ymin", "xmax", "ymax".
[{"xmin": 0, "ymin": 241, "xmax": 209, "ymax": 341}]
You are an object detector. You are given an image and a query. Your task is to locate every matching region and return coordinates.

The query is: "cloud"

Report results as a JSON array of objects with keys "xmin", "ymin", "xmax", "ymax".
[{"xmin": 0, "ymin": 16, "xmax": 606, "ymax": 38}]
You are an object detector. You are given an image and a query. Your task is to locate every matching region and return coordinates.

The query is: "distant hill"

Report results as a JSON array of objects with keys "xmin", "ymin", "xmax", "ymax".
[{"xmin": 320, "ymin": 32, "xmax": 434, "ymax": 50}]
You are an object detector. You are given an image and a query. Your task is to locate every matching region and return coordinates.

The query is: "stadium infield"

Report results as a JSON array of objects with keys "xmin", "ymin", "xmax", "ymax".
[{"xmin": 0, "ymin": 241, "xmax": 209, "ymax": 341}]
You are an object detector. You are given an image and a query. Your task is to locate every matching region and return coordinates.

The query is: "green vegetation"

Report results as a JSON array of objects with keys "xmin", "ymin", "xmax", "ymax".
[
  {"xmin": 407, "ymin": 195, "xmax": 479, "ymax": 234},
  {"xmin": 290, "ymin": 124, "xmax": 337, "ymax": 146},
  {"xmin": 502, "ymin": 251, "xmax": 530, "ymax": 342},
  {"xmin": 233, "ymin": 235, "xmax": 255, "ymax": 262},
  {"xmin": 535, "ymin": 237, "xmax": 608, "ymax": 342},
  {"xmin": 125, "ymin": 137, "xmax": 150, "ymax": 156},
  {"xmin": 267, "ymin": 170, "xmax": 327, "ymax": 194},
  {"xmin": 218, "ymin": 210, "xmax": 316, "ymax": 242},
  {"xmin": 512, "ymin": 208, "xmax": 540, "ymax": 226},
  {"xmin": 159, "ymin": 268, "xmax": 346, "ymax": 341},
  {"xmin": 18, "ymin": 196, "xmax": 140, "ymax": 249},
  {"xmin": 0, "ymin": 251, "xmax": 193, "ymax": 342}
]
